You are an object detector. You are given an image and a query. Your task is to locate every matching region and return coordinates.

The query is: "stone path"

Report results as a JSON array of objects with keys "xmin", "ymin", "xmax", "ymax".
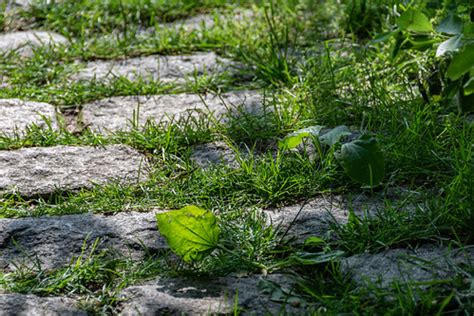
[
  {"xmin": 0, "ymin": 99, "xmax": 58, "ymax": 136},
  {"xmin": 1, "ymin": 3, "xmax": 473, "ymax": 315},
  {"xmin": 0, "ymin": 31, "xmax": 68, "ymax": 57},
  {"xmin": 0, "ymin": 210, "xmax": 165, "ymax": 271},
  {"xmin": 71, "ymin": 52, "xmax": 232, "ymax": 83},
  {"xmin": 190, "ymin": 141, "xmax": 239, "ymax": 168},
  {"xmin": 342, "ymin": 244, "xmax": 474, "ymax": 288},
  {"xmin": 0, "ymin": 294, "xmax": 86, "ymax": 316},
  {"xmin": 80, "ymin": 90, "xmax": 262, "ymax": 132},
  {"xmin": 264, "ymin": 194, "xmax": 384, "ymax": 242},
  {"xmin": 117, "ymin": 274, "xmax": 299, "ymax": 315},
  {"xmin": 0, "ymin": 145, "xmax": 148, "ymax": 197}
]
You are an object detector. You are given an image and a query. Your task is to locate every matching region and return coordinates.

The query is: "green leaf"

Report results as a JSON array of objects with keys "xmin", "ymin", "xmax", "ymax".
[
  {"xmin": 463, "ymin": 22, "xmax": 474, "ymax": 35},
  {"xmin": 436, "ymin": 35, "xmax": 462, "ymax": 57},
  {"xmin": 335, "ymin": 134, "xmax": 385, "ymax": 187},
  {"xmin": 396, "ymin": 9, "xmax": 433, "ymax": 33},
  {"xmin": 156, "ymin": 205, "xmax": 220, "ymax": 263},
  {"xmin": 279, "ymin": 125, "xmax": 324, "ymax": 150},
  {"xmin": 464, "ymin": 76, "xmax": 474, "ymax": 95},
  {"xmin": 290, "ymin": 250, "xmax": 345, "ymax": 265},
  {"xmin": 447, "ymin": 45, "xmax": 474, "ymax": 81},
  {"xmin": 319, "ymin": 125, "xmax": 352, "ymax": 146},
  {"xmin": 437, "ymin": 13, "xmax": 463, "ymax": 35}
]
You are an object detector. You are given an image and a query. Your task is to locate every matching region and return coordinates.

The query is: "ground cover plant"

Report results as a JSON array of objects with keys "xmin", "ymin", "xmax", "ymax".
[{"xmin": 0, "ymin": 0, "xmax": 473, "ymax": 314}]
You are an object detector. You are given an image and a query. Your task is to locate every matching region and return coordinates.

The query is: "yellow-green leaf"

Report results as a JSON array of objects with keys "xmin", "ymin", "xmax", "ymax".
[
  {"xmin": 447, "ymin": 45, "xmax": 474, "ymax": 81},
  {"xmin": 396, "ymin": 9, "xmax": 433, "ymax": 33},
  {"xmin": 156, "ymin": 206, "xmax": 220, "ymax": 263}
]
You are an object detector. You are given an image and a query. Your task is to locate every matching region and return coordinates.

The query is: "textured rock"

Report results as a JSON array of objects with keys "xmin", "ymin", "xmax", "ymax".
[
  {"xmin": 3, "ymin": 0, "xmax": 33, "ymax": 8},
  {"xmin": 71, "ymin": 52, "xmax": 232, "ymax": 83},
  {"xmin": 80, "ymin": 91, "xmax": 262, "ymax": 132},
  {"xmin": 341, "ymin": 244, "xmax": 474, "ymax": 288},
  {"xmin": 118, "ymin": 274, "xmax": 300, "ymax": 315},
  {"xmin": 0, "ymin": 99, "xmax": 58, "ymax": 136},
  {"xmin": 190, "ymin": 141, "xmax": 238, "ymax": 168},
  {"xmin": 0, "ymin": 145, "xmax": 148, "ymax": 197},
  {"xmin": 0, "ymin": 294, "xmax": 86, "ymax": 316},
  {"xmin": 159, "ymin": 14, "xmax": 216, "ymax": 32},
  {"xmin": 147, "ymin": 10, "xmax": 255, "ymax": 34},
  {"xmin": 0, "ymin": 210, "xmax": 166, "ymax": 271},
  {"xmin": 264, "ymin": 195, "xmax": 383, "ymax": 243},
  {"xmin": 0, "ymin": 31, "xmax": 68, "ymax": 57}
]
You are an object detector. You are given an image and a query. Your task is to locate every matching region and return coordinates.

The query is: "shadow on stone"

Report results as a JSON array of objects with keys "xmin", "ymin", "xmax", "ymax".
[{"xmin": 0, "ymin": 210, "xmax": 167, "ymax": 271}]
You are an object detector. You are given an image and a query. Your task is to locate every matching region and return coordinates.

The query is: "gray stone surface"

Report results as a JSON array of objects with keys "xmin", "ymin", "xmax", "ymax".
[
  {"xmin": 3, "ymin": 0, "xmax": 33, "ymax": 8},
  {"xmin": 0, "ymin": 294, "xmax": 86, "ymax": 316},
  {"xmin": 150, "ymin": 10, "xmax": 255, "ymax": 34},
  {"xmin": 159, "ymin": 14, "xmax": 216, "ymax": 32},
  {"xmin": 0, "ymin": 210, "xmax": 166, "ymax": 271},
  {"xmin": 80, "ymin": 91, "xmax": 262, "ymax": 132},
  {"xmin": 118, "ymin": 274, "xmax": 300, "ymax": 315},
  {"xmin": 341, "ymin": 244, "xmax": 474, "ymax": 288},
  {"xmin": 190, "ymin": 141, "xmax": 238, "ymax": 168},
  {"xmin": 0, "ymin": 99, "xmax": 58, "ymax": 136},
  {"xmin": 71, "ymin": 52, "xmax": 232, "ymax": 83},
  {"xmin": 0, "ymin": 145, "xmax": 148, "ymax": 197},
  {"xmin": 264, "ymin": 195, "xmax": 383, "ymax": 243},
  {"xmin": 0, "ymin": 31, "xmax": 68, "ymax": 57}
]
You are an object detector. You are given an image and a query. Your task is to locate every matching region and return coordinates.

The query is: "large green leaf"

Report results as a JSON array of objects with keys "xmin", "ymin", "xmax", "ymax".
[
  {"xmin": 447, "ymin": 45, "xmax": 474, "ymax": 80},
  {"xmin": 396, "ymin": 9, "xmax": 433, "ymax": 33},
  {"xmin": 319, "ymin": 125, "xmax": 352, "ymax": 146},
  {"xmin": 436, "ymin": 13, "xmax": 463, "ymax": 35},
  {"xmin": 279, "ymin": 125, "xmax": 354, "ymax": 150},
  {"xmin": 279, "ymin": 125, "xmax": 324, "ymax": 150},
  {"xmin": 436, "ymin": 35, "xmax": 462, "ymax": 57},
  {"xmin": 335, "ymin": 134, "xmax": 385, "ymax": 187},
  {"xmin": 156, "ymin": 205, "xmax": 220, "ymax": 263}
]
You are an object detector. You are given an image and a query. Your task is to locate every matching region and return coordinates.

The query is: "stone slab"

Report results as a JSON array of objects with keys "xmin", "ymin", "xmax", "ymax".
[
  {"xmin": 341, "ymin": 244, "xmax": 474, "ymax": 288},
  {"xmin": 0, "ymin": 294, "xmax": 86, "ymax": 316},
  {"xmin": 190, "ymin": 141, "xmax": 238, "ymax": 168},
  {"xmin": 264, "ymin": 195, "xmax": 383, "ymax": 243},
  {"xmin": 118, "ymin": 274, "xmax": 300, "ymax": 315},
  {"xmin": 144, "ymin": 9, "xmax": 254, "ymax": 34},
  {"xmin": 0, "ymin": 31, "xmax": 68, "ymax": 57},
  {"xmin": 0, "ymin": 210, "xmax": 166, "ymax": 271},
  {"xmin": 0, "ymin": 144, "xmax": 148, "ymax": 197},
  {"xmin": 80, "ymin": 90, "xmax": 262, "ymax": 132},
  {"xmin": 3, "ymin": 0, "xmax": 32, "ymax": 8},
  {"xmin": 71, "ymin": 52, "xmax": 231, "ymax": 83},
  {"xmin": 0, "ymin": 99, "xmax": 58, "ymax": 136}
]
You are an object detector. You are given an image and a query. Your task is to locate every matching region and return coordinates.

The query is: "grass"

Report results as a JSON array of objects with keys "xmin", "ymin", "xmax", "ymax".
[{"xmin": 0, "ymin": 0, "xmax": 473, "ymax": 314}]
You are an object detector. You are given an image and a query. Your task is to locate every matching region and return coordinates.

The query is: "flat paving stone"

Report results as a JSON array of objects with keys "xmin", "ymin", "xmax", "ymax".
[
  {"xmin": 0, "ymin": 210, "xmax": 166, "ymax": 271},
  {"xmin": 147, "ymin": 10, "xmax": 254, "ymax": 34},
  {"xmin": 264, "ymin": 195, "xmax": 383, "ymax": 243},
  {"xmin": 0, "ymin": 145, "xmax": 148, "ymax": 197},
  {"xmin": 341, "ymin": 244, "xmax": 474, "ymax": 288},
  {"xmin": 0, "ymin": 99, "xmax": 58, "ymax": 136},
  {"xmin": 3, "ymin": 0, "xmax": 32, "ymax": 8},
  {"xmin": 0, "ymin": 294, "xmax": 86, "ymax": 316},
  {"xmin": 190, "ymin": 141, "xmax": 238, "ymax": 168},
  {"xmin": 0, "ymin": 31, "xmax": 68, "ymax": 57},
  {"xmin": 80, "ymin": 90, "xmax": 262, "ymax": 132},
  {"xmin": 71, "ymin": 52, "xmax": 232, "ymax": 83},
  {"xmin": 118, "ymin": 274, "xmax": 300, "ymax": 315}
]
